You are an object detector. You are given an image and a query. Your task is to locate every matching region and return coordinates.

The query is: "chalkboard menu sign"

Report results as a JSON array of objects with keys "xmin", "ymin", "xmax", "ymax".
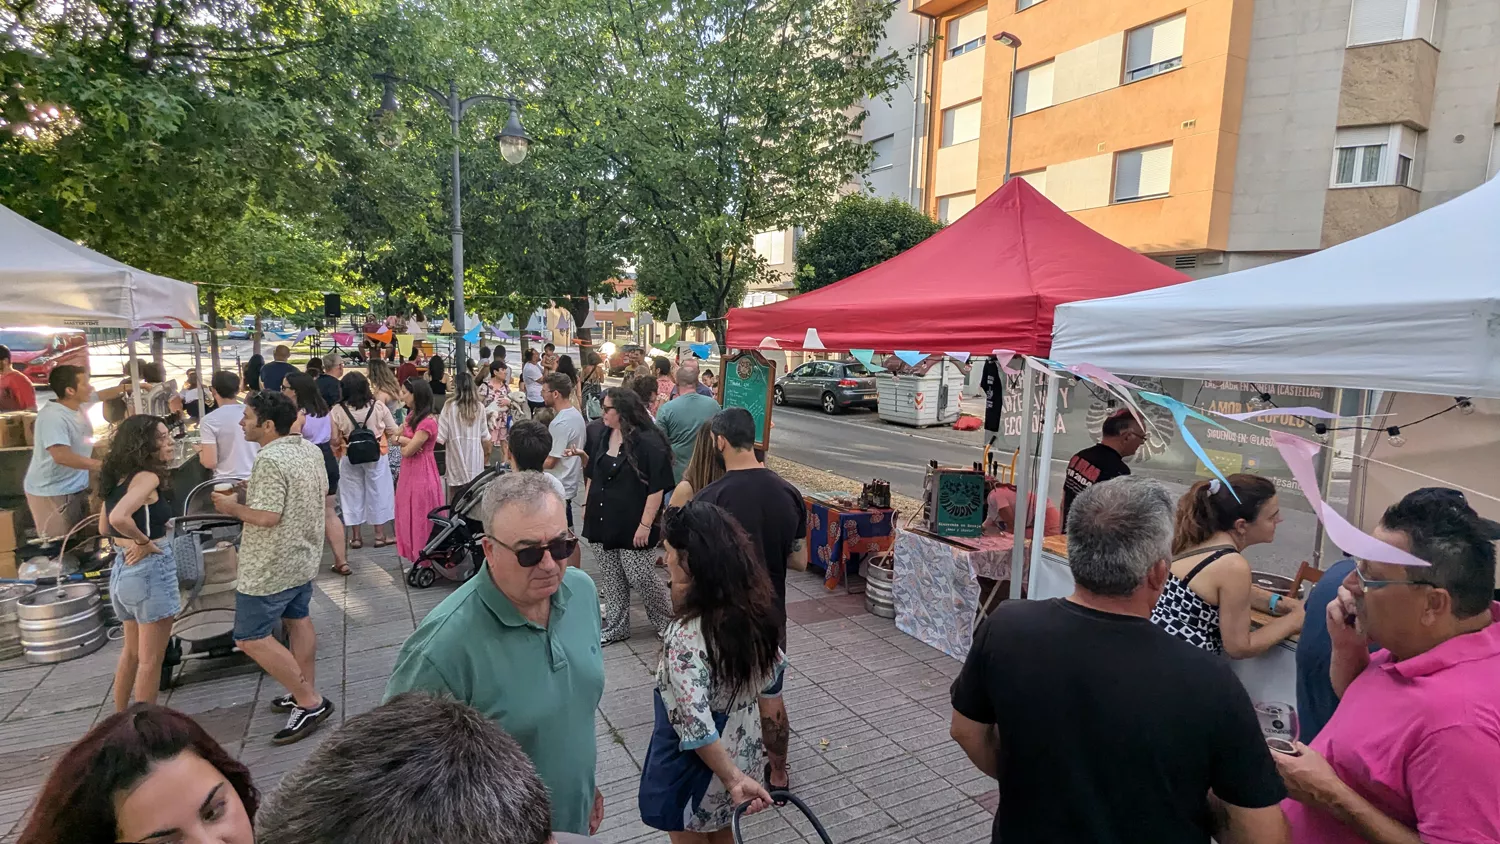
[{"xmin": 717, "ymin": 350, "xmax": 776, "ymax": 451}]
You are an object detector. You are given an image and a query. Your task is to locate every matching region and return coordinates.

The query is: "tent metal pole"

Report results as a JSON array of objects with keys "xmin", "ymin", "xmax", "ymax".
[
  {"xmin": 1008, "ymin": 365, "xmax": 1037, "ymax": 600},
  {"xmin": 127, "ymin": 340, "xmax": 143, "ymax": 416},
  {"xmin": 191, "ymin": 332, "xmax": 205, "ymax": 422},
  {"xmin": 1026, "ymin": 372, "xmax": 1062, "ymax": 591}
]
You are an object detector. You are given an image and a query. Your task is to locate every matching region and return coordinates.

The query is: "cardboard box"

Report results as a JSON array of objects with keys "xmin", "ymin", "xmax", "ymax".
[
  {"xmin": 0, "ymin": 551, "xmax": 16, "ymax": 580},
  {"xmin": 0, "ymin": 414, "xmax": 25, "ymax": 448},
  {"xmin": 21, "ymin": 413, "xmax": 35, "ymax": 446},
  {"xmin": 0, "ymin": 508, "xmax": 20, "ymax": 553}
]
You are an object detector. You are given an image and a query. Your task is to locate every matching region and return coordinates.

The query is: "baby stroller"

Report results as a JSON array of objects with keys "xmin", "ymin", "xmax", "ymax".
[{"xmin": 407, "ymin": 465, "xmax": 504, "ymax": 588}]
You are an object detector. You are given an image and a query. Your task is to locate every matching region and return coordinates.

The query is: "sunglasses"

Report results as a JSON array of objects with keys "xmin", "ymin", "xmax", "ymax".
[
  {"xmin": 1355, "ymin": 563, "xmax": 1433, "ymax": 591},
  {"xmin": 484, "ymin": 533, "xmax": 578, "ymax": 567}
]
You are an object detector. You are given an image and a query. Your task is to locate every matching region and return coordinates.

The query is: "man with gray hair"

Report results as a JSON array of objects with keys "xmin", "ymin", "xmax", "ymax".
[
  {"xmin": 258, "ymin": 692, "xmax": 593, "ymax": 843},
  {"xmin": 317, "ymin": 350, "xmax": 345, "ymax": 408},
  {"xmin": 949, "ymin": 476, "xmax": 1289, "ymax": 844},
  {"xmin": 385, "ymin": 471, "xmax": 606, "ymax": 836}
]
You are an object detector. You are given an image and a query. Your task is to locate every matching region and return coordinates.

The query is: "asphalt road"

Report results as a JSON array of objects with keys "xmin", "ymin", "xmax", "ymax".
[{"xmin": 770, "ymin": 404, "xmax": 1327, "ymax": 578}]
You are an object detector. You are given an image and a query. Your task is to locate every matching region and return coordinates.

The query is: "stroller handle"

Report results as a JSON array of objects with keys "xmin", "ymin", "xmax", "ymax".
[{"xmin": 732, "ymin": 791, "xmax": 832, "ymax": 843}]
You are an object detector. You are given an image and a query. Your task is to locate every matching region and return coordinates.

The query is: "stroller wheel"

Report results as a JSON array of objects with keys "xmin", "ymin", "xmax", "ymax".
[{"xmin": 412, "ymin": 566, "xmax": 437, "ymax": 589}]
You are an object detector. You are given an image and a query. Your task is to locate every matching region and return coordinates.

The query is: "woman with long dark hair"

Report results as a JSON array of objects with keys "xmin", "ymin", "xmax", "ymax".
[
  {"xmin": 283, "ymin": 373, "xmax": 349, "ymax": 575},
  {"xmin": 243, "ymin": 354, "xmax": 265, "ymax": 393},
  {"xmin": 639, "ymin": 501, "xmax": 777, "ymax": 839},
  {"xmin": 331, "ymin": 372, "xmax": 399, "ymax": 549},
  {"xmin": 426, "ymin": 354, "xmax": 448, "ymax": 396},
  {"xmin": 437, "ymin": 372, "xmax": 492, "ymax": 498},
  {"xmin": 580, "ymin": 387, "xmax": 675, "ymax": 643},
  {"xmin": 97, "ymin": 415, "xmax": 178, "ymax": 709},
  {"xmin": 394, "ymin": 377, "xmax": 443, "ymax": 563},
  {"xmin": 1150, "ymin": 473, "xmax": 1305, "ymax": 657},
  {"xmin": 16, "ymin": 704, "xmax": 257, "ymax": 844},
  {"xmin": 555, "ymin": 354, "xmax": 583, "ymax": 413}
]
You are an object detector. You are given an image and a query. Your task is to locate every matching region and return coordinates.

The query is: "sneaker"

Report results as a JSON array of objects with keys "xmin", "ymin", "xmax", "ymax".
[
  {"xmin": 271, "ymin": 698, "xmax": 334, "ymax": 745},
  {"xmin": 269, "ymin": 693, "xmax": 295, "ymax": 712}
]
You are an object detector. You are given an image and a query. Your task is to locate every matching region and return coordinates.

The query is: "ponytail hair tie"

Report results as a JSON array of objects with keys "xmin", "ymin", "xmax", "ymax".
[{"xmin": 1207, "ymin": 478, "xmax": 1221, "ymax": 496}]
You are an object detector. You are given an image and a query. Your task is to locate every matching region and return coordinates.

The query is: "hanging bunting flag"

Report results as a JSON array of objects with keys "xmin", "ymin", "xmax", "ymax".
[
  {"xmin": 803, "ymin": 328, "xmax": 827, "ymax": 350},
  {"xmin": 495, "ymin": 315, "xmax": 516, "ymax": 332},
  {"xmin": 1139, "ymin": 391, "xmax": 1238, "ymax": 501},
  {"xmin": 396, "ymin": 334, "xmax": 415, "ymax": 357},
  {"xmin": 849, "ymin": 349, "xmax": 877, "ymax": 367},
  {"xmin": 437, "ymin": 318, "xmax": 458, "ymax": 334},
  {"xmin": 689, "ymin": 343, "xmax": 713, "ymax": 359},
  {"xmin": 291, "ymin": 328, "xmax": 319, "ymax": 345},
  {"xmin": 463, "ymin": 322, "xmax": 482, "ymax": 344},
  {"xmin": 1066, "ymin": 362, "xmax": 1152, "ymax": 430},
  {"xmin": 331, "ymin": 332, "xmax": 355, "ymax": 346},
  {"xmin": 556, "ymin": 315, "xmax": 572, "ymax": 332},
  {"xmin": 581, "ymin": 312, "xmax": 598, "ymax": 329},
  {"xmin": 945, "ymin": 352, "xmax": 972, "ymax": 364},
  {"xmin": 666, "ymin": 303, "xmax": 683, "ymax": 324},
  {"xmin": 525, "ymin": 311, "xmax": 546, "ymax": 332},
  {"xmin": 1271, "ymin": 431, "xmax": 1429, "ymax": 566},
  {"xmin": 692, "ymin": 312, "xmax": 708, "ymax": 322},
  {"xmin": 990, "ymin": 349, "xmax": 1021, "ymax": 376},
  {"xmin": 126, "ymin": 325, "xmax": 153, "ymax": 343},
  {"xmin": 759, "ymin": 336, "xmax": 782, "ymax": 350},
  {"xmin": 365, "ymin": 327, "xmax": 394, "ymax": 344},
  {"xmin": 894, "ymin": 350, "xmax": 928, "ymax": 367}
]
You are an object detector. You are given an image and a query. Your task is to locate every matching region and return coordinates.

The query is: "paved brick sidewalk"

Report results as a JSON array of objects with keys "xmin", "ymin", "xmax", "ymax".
[{"xmin": 0, "ymin": 545, "xmax": 995, "ymax": 843}]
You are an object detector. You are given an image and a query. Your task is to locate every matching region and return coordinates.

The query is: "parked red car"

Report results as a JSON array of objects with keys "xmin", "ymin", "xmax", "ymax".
[{"xmin": 0, "ymin": 328, "xmax": 89, "ymax": 386}]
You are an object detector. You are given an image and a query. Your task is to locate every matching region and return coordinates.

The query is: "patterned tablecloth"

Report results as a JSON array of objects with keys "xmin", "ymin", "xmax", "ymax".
[
  {"xmin": 893, "ymin": 530, "xmax": 1023, "ymax": 661},
  {"xmin": 805, "ymin": 499, "xmax": 896, "ymax": 590}
]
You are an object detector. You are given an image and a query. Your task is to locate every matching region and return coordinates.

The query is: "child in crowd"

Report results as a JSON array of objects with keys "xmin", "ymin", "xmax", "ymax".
[{"xmin": 506, "ymin": 421, "xmax": 567, "ymax": 501}]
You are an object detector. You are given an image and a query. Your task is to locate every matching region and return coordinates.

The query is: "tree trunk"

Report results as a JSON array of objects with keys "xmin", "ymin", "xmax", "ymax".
[
  {"xmin": 252, "ymin": 314, "xmax": 263, "ymax": 358},
  {"xmin": 567, "ymin": 299, "xmax": 594, "ymax": 358},
  {"xmin": 150, "ymin": 330, "xmax": 165, "ymax": 371},
  {"xmin": 206, "ymin": 289, "xmax": 222, "ymax": 374}
]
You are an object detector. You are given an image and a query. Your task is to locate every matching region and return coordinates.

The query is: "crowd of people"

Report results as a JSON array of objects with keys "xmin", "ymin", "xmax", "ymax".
[{"xmin": 13, "ymin": 340, "xmax": 1497, "ymax": 844}]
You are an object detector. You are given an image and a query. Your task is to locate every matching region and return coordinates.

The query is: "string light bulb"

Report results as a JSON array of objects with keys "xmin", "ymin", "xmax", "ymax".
[
  {"xmin": 1386, "ymin": 425, "xmax": 1405, "ymax": 448},
  {"xmin": 1247, "ymin": 391, "xmax": 1274, "ymax": 412},
  {"xmin": 1457, "ymin": 397, "xmax": 1475, "ymax": 416},
  {"xmin": 1313, "ymin": 423, "xmax": 1330, "ymax": 443}
]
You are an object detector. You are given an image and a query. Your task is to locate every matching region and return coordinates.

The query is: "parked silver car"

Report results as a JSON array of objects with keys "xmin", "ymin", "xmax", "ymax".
[{"xmin": 774, "ymin": 360, "xmax": 878, "ymax": 414}]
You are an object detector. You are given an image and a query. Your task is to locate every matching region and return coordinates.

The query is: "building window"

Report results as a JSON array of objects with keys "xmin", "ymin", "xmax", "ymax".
[
  {"xmin": 1016, "ymin": 170, "xmax": 1047, "ymax": 196},
  {"xmin": 1113, "ymin": 144, "xmax": 1173, "ymax": 202},
  {"xmin": 945, "ymin": 9, "xmax": 987, "ymax": 59},
  {"xmin": 753, "ymin": 230, "xmax": 786, "ymax": 265},
  {"xmin": 938, "ymin": 192, "xmax": 976, "ymax": 223},
  {"xmin": 941, "ymin": 100, "xmax": 982, "ymax": 147},
  {"xmin": 1347, "ymin": 0, "xmax": 1439, "ymax": 47},
  {"xmin": 1331, "ymin": 125, "xmax": 1420, "ymax": 188},
  {"xmin": 1124, "ymin": 14, "xmax": 1186, "ymax": 83},
  {"xmin": 869, "ymin": 134, "xmax": 895, "ymax": 171},
  {"xmin": 1012, "ymin": 61, "xmax": 1054, "ymax": 116},
  {"xmin": 1017, "ymin": 0, "xmax": 1045, "ymax": 9}
]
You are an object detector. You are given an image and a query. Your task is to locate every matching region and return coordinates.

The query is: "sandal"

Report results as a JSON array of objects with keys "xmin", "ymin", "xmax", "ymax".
[
  {"xmin": 373, "ymin": 538, "xmax": 393, "ymax": 548},
  {"xmin": 331, "ymin": 561, "xmax": 352, "ymax": 576},
  {"xmin": 764, "ymin": 763, "xmax": 789, "ymax": 805},
  {"xmin": 349, "ymin": 538, "xmax": 364, "ymax": 550}
]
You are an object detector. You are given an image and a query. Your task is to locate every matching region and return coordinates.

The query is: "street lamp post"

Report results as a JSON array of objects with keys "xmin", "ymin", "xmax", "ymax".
[
  {"xmin": 993, "ymin": 32, "xmax": 1022, "ymax": 185},
  {"xmin": 372, "ymin": 73, "xmax": 532, "ymax": 372}
]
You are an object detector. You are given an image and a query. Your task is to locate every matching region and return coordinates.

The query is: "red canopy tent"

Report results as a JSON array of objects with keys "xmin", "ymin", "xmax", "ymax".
[{"xmin": 725, "ymin": 179, "xmax": 1189, "ymax": 356}]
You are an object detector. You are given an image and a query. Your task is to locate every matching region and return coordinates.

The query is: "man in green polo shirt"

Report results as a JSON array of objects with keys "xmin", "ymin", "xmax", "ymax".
[{"xmin": 385, "ymin": 471, "xmax": 607, "ymax": 835}]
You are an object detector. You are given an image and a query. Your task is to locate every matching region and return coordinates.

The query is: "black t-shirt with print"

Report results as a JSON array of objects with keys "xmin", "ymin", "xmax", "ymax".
[
  {"xmin": 1061, "ymin": 442, "xmax": 1131, "ymax": 525},
  {"xmin": 951, "ymin": 598, "xmax": 1286, "ymax": 844}
]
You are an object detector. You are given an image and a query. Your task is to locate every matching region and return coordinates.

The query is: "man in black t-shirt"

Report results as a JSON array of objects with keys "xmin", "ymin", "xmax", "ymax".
[
  {"xmin": 950, "ymin": 476, "xmax": 1289, "ymax": 844},
  {"xmin": 1060, "ymin": 410, "xmax": 1144, "ymax": 525},
  {"xmin": 695, "ymin": 407, "xmax": 806, "ymax": 795}
]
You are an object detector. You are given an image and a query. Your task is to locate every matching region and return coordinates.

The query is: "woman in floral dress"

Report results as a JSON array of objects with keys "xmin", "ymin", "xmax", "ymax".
[{"xmin": 639, "ymin": 501, "xmax": 779, "ymax": 841}]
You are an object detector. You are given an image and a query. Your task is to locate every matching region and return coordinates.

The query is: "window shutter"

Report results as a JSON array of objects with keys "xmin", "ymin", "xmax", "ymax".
[
  {"xmin": 942, "ymin": 101, "xmax": 983, "ymax": 147},
  {"xmin": 1019, "ymin": 170, "xmax": 1047, "ymax": 196},
  {"xmin": 1012, "ymin": 62, "xmax": 1054, "ymax": 116},
  {"xmin": 1138, "ymin": 145, "xmax": 1173, "ymax": 197},
  {"xmin": 949, "ymin": 9, "xmax": 987, "ymax": 49},
  {"xmin": 1114, "ymin": 150, "xmax": 1143, "ymax": 201},
  {"xmin": 1150, "ymin": 15, "xmax": 1186, "ymax": 65},
  {"xmin": 869, "ymin": 135, "xmax": 895, "ymax": 169},
  {"xmin": 1335, "ymin": 126, "xmax": 1390, "ymax": 148},
  {"xmin": 1126, "ymin": 26, "xmax": 1152, "ymax": 72},
  {"xmin": 1349, "ymin": 0, "xmax": 1408, "ymax": 45},
  {"xmin": 938, "ymin": 192, "xmax": 976, "ymax": 223}
]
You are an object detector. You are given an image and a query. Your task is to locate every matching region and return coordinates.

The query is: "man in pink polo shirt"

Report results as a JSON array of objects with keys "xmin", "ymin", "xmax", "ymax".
[{"xmin": 1275, "ymin": 490, "xmax": 1500, "ymax": 844}]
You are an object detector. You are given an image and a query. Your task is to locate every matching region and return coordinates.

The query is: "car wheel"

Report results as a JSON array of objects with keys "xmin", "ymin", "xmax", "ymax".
[
  {"xmin": 822, "ymin": 392, "xmax": 839, "ymax": 414},
  {"xmin": 774, "ymin": 386, "xmax": 786, "ymax": 406}
]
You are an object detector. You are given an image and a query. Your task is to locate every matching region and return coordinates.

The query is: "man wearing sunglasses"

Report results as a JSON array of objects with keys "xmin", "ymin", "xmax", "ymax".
[
  {"xmin": 384, "ymin": 471, "xmax": 607, "ymax": 837},
  {"xmin": 1276, "ymin": 489, "xmax": 1500, "ymax": 844}
]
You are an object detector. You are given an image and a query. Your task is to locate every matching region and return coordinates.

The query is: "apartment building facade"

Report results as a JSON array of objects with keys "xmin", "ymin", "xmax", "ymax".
[{"xmin": 914, "ymin": 0, "xmax": 1500, "ymax": 275}]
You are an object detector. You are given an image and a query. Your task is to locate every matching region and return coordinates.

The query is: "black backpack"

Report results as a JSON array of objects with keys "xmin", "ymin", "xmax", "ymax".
[{"xmin": 343, "ymin": 403, "xmax": 381, "ymax": 465}]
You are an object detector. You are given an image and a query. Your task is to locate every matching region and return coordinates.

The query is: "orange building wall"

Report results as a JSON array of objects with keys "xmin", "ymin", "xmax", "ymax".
[{"xmin": 925, "ymin": 0, "xmax": 1253, "ymax": 254}]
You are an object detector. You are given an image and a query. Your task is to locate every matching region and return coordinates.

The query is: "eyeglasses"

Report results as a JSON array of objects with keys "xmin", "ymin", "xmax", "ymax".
[
  {"xmin": 483, "ymin": 533, "xmax": 578, "ymax": 567},
  {"xmin": 1355, "ymin": 563, "xmax": 1433, "ymax": 591},
  {"xmin": 601, "ymin": 403, "xmax": 616, "ymax": 413}
]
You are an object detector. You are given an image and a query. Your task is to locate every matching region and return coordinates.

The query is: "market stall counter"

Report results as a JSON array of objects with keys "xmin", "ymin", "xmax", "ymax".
[
  {"xmin": 803, "ymin": 492, "xmax": 896, "ymax": 591},
  {"xmin": 891, "ymin": 529, "xmax": 1049, "ymax": 660}
]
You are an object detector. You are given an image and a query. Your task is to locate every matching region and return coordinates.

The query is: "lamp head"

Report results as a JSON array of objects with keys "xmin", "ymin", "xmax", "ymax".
[
  {"xmin": 370, "ymin": 75, "xmax": 404, "ymax": 149},
  {"xmin": 994, "ymin": 31, "xmax": 1021, "ymax": 48},
  {"xmin": 497, "ymin": 102, "xmax": 532, "ymax": 165}
]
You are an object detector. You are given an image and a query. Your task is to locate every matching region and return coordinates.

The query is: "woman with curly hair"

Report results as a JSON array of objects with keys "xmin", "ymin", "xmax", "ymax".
[
  {"xmin": 97, "ymin": 415, "xmax": 178, "ymax": 709},
  {"xmin": 17, "ymin": 704, "xmax": 258, "ymax": 844},
  {"xmin": 639, "ymin": 501, "xmax": 778, "ymax": 840}
]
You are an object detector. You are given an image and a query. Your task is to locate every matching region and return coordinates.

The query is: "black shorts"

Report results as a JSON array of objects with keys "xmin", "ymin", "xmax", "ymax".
[{"xmin": 318, "ymin": 442, "xmax": 340, "ymax": 496}]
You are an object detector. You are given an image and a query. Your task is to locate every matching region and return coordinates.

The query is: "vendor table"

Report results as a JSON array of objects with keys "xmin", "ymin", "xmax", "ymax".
[
  {"xmin": 892, "ymin": 529, "xmax": 1024, "ymax": 660},
  {"xmin": 803, "ymin": 494, "xmax": 896, "ymax": 591}
]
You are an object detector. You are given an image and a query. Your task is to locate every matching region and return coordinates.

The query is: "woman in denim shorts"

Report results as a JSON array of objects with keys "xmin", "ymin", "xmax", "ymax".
[{"xmin": 98, "ymin": 416, "xmax": 181, "ymax": 711}]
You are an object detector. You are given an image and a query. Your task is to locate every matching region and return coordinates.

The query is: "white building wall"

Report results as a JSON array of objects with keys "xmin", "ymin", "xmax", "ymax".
[
  {"xmin": 1419, "ymin": 0, "xmax": 1500, "ymax": 208},
  {"xmin": 861, "ymin": 4, "xmax": 930, "ymax": 206}
]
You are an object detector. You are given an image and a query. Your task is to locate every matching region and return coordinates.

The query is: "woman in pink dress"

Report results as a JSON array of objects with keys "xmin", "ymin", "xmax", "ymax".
[{"xmin": 394, "ymin": 377, "xmax": 443, "ymax": 562}]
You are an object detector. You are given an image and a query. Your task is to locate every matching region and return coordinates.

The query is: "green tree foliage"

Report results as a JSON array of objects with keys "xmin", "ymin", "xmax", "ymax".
[
  {"xmin": 510, "ymin": 0, "xmax": 910, "ymax": 347},
  {"xmin": 796, "ymin": 194, "xmax": 942, "ymax": 294}
]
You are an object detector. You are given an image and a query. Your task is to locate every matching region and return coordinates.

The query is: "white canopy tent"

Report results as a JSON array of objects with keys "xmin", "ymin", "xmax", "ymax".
[
  {"xmin": 1, "ymin": 203, "xmax": 201, "ymax": 329},
  {"xmin": 1051, "ymin": 177, "xmax": 1500, "ymax": 399}
]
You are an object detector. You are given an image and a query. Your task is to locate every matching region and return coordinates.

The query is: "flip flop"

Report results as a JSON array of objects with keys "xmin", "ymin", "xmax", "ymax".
[{"xmin": 331, "ymin": 562, "xmax": 352, "ymax": 576}]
